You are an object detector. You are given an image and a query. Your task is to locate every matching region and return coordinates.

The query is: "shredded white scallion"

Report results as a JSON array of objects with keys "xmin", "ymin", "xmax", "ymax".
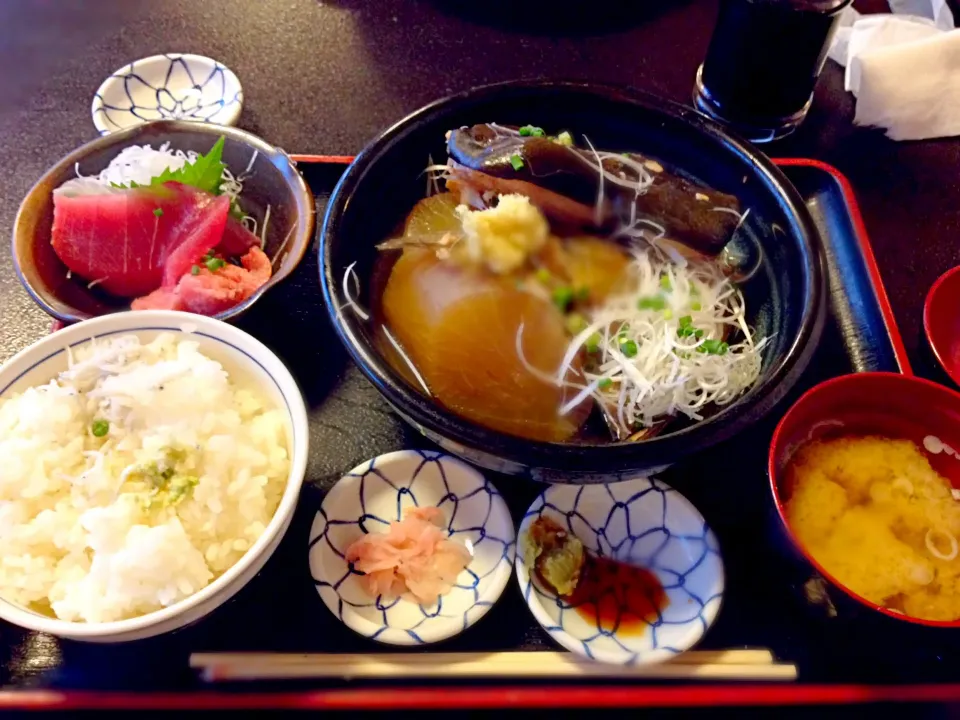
[
  {"xmin": 552, "ymin": 249, "xmax": 767, "ymax": 436},
  {"xmin": 341, "ymin": 262, "xmax": 370, "ymax": 321},
  {"xmin": 925, "ymin": 528, "xmax": 959, "ymax": 561}
]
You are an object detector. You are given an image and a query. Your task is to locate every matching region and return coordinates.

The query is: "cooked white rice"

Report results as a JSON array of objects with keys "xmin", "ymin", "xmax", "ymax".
[{"xmin": 0, "ymin": 333, "xmax": 289, "ymax": 623}]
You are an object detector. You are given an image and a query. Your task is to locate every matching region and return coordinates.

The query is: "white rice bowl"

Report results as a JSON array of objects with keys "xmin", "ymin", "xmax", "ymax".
[{"xmin": 0, "ymin": 311, "xmax": 307, "ymax": 642}]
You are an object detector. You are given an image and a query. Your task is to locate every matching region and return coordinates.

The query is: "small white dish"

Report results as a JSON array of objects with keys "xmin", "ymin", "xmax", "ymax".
[
  {"xmin": 516, "ymin": 478, "xmax": 724, "ymax": 665},
  {"xmin": 92, "ymin": 54, "xmax": 243, "ymax": 135},
  {"xmin": 309, "ymin": 450, "xmax": 515, "ymax": 645},
  {"xmin": 0, "ymin": 310, "xmax": 308, "ymax": 642}
]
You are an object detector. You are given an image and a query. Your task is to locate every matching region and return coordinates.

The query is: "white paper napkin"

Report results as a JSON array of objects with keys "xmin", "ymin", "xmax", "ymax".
[{"xmin": 829, "ymin": 0, "xmax": 960, "ymax": 140}]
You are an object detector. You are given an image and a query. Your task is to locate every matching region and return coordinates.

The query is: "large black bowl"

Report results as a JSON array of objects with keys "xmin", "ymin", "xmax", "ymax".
[{"xmin": 320, "ymin": 80, "xmax": 825, "ymax": 482}]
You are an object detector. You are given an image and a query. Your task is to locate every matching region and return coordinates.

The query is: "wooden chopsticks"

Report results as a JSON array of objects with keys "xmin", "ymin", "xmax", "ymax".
[{"xmin": 190, "ymin": 649, "xmax": 797, "ymax": 682}]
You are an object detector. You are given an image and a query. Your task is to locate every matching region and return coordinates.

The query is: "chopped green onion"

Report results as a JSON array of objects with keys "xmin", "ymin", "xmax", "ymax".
[
  {"xmin": 535, "ymin": 267, "xmax": 552, "ymax": 284},
  {"xmin": 585, "ymin": 333, "xmax": 602, "ymax": 353},
  {"xmin": 679, "ymin": 315, "xmax": 693, "ymax": 328},
  {"xmin": 691, "ymin": 301, "xmax": 702, "ymax": 311},
  {"xmin": 91, "ymin": 419, "xmax": 109, "ymax": 437},
  {"xmin": 565, "ymin": 313, "xmax": 587, "ymax": 335},
  {"xmin": 519, "ymin": 125, "xmax": 545, "ymax": 137},
  {"xmin": 701, "ymin": 339, "xmax": 726, "ymax": 355},
  {"xmin": 556, "ymin": 131, "xmax": 574, "ymax": 147},
  {"xmin": 509, "ymin": 154, "xmax": 525, "ymax": 171},
  {"xmin": 153, "ymin": 208, "xmax": 164, "ymax": 217},
  {"xmin": 663, "ymin": 308, "xmax": 673, "ymax": 320},
  {"xmin": 637, "ymin": 295, "xmax": 666, "ymax": 311},
  {"xmin": 598, "ymin": 378, "xmax": 613, "ymax": 390},
  {"xmin": 551, "ymin": 286, "xmax": 574, "ymax": 312},
  {"xmin": 719, "ymin": 341, "xmax": 730, "ymax": 355},
  {"xmin": 620, "ymin": 339, "xmax": 639, "ymax": 358},
  {"xmin": 660, "ymin": 275, "xmax": 672, "ymax": 291},
  {"xmin": 205, "ymin": 257, "xmax": 226, "ymax": 272},
  {"xmin": 695, "ymin": 329, "xmax": 705, "ymax": 339},
  {"xmin": 190, "ymin": 265, "xmax": 200, "ymax": 276}
]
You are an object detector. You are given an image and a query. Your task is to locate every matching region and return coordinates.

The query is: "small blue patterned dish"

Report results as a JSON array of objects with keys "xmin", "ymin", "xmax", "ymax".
[
  {"xmin": 516, "ymin": 478, "xmax": 724, "ymax": 665},
  {"xmin": 92, "ymin": 54, "xmax": 243, "ymax": 135},
  {"xmin": 309, "ymin": 450, "xmax": 516, "ymax": 645}
]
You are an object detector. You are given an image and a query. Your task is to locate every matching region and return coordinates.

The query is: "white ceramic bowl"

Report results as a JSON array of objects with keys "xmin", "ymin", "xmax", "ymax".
[
  {"xmin": 516, "ymin": 478, "xmax": 724, "ymax": 665},
  {"xmin": 0, "ymin": 310, "xmax": 308, "ymax": 642},
  {"xmin": 92, "ymin": 54, "xmax": 243, "ymax": 135},
  {"xmin": 309, "ymin": 450, "xmax": 515, "ymax": 645}
]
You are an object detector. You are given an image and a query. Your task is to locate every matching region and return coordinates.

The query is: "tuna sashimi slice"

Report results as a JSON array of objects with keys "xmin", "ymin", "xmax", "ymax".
[
  {"xmin": 51, "ymin": 181, "xmax": 228, "ymax": 297},
  {"xmin": 160, "ymin": 193, "xmax": 229, "ymax": 287},
  {"xmin": 218, "ymin": 217, "xmax": 261, "ymax": 256}
]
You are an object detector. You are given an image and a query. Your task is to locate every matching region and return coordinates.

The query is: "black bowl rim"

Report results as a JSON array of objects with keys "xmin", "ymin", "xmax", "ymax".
[
  {"xmin": 12, "ymin": 120, "xmax": 315, "ymax": 324},
  {"xmin": 321, "ymin": 79, "xmax": 826, "ymax": 475}
]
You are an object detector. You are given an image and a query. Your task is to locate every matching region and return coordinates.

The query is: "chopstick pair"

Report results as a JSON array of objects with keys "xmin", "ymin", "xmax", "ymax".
[{"xmin": 190, "ymin": 649, "xmax": 797, "ymax": 682}]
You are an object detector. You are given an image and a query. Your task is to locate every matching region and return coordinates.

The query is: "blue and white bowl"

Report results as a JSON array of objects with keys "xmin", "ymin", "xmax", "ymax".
[
  {"xmin": 516, "ymin": 478, "xmax": 724, "ymax": 665},
  {"xmin": 309, "ymin": 450, "xmax": 515, "ymax": 645},
  {"xmin": 92, "ymin": 54, "xmax": 243, "ymax": 135}
]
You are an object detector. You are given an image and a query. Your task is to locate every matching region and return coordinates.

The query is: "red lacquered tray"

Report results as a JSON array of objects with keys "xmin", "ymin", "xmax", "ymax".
[{"xmin": 10, "ymin": 158, "xmax": 957, "ymax": 713}]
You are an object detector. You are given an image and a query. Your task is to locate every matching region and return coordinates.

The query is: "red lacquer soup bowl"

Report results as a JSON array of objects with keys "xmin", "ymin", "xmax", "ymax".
[{"xmin": 769, "ymin": 372, "xmax": 960, "ymax": 628}]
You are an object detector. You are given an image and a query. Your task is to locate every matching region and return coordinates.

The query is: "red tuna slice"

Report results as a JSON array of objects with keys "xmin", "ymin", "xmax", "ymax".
[
  {"xmin": 160, "ymin": 192, "xmax": 229, "ymax": 287},
  {"xmin": 217, "ymin": 216, "xmax": 261, "ymax": 256},
  {"xmin": 51, "ymin": 182, "xmax": 228, "ymax": 297},
  {"xmin": 175, "ymin": 246, "xmax": 272, "ymax": 315}
]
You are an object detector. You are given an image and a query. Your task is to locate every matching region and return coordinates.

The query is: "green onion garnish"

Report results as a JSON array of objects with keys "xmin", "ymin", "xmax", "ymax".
[
  {"xmin": 660, "ymin": 275, "xmax": 672, "ymax": 291},
  {"xmin": 701, "ymin": 339, "xmax": 727, "ymax": 355},
  {"xmin": 535, "ymin": 267, "xmax": 552, "ymax": 284},
  {"xmin": 637, "ymin": 295, "xmax": 666, "ymax": 311},
  {"xmin": 575, "ymin": 286, "xmax": 590, "ymax": 302},
  {"xmin": 205, "ymin": 257, "xmax": 226, "ymax": 272},
  {"xmin": 153, "ymin": 208, "xmax": 164, "ymax": 217},
  {"xmin": 565, "ymin": 313, "xmax": 588, "ymax": 336},
  {"xmin": 679, "ymin": 315, "xmax": 693, "ymax": 328},
  {"xmin": 598, "ymin": 378, "xmax": 613, "ymax": 389},
  {"xmin": 91, "ymin": 419, "xmax": 109, "ymax": 437},
  {"xmin": 695, "ymin": 329, "xmax": 705, "ymax": 339},
  {"xmin": 620, "ymin": 339, "xmax": 639, "ymax": 358},
  {"xmin": 190, "ymin": 265, "xmax": 200, "ymax": 276},
  {"xmin": 585, "ymin": 333, "xmax": 602, "ymax": 353},
  {"xmin": 556, "ymin": 131, "xmax": 574, "ymax": 147},
  {"xmin": 691, "ymin": 301, "xmax": 702, "ymax": 311},
  {"xmin": 663, "ymin": 308, "xmax": 673, "ymax": 320},
  {"xmin": 519, "ymin": 125, "xmax": 545, "ymax": 137},
  {"xmin": 509, "ymin": 154, "xmax": 525, "ymax": 171},
  {"xmin": 551, "ymin": 286, "xmax": 574, "ymax": 312}
]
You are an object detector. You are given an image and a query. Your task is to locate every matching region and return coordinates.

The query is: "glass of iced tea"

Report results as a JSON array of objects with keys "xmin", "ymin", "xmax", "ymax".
[{"xmin": 694, "ymin": 0, "xmax": 852, "ymax": 142}]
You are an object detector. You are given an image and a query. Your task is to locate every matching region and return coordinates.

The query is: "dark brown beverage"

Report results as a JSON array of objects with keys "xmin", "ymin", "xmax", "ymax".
[{"xmin": 694, "ymin": 0, "xmax": 852, "ymax": 142}]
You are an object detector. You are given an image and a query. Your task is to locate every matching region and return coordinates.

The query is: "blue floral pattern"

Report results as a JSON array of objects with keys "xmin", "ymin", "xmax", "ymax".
[
  {"xmin": 309, "ymin": 450, "xmax": 515, "ymax": 645},
  {"xmin": 516, "ymin": 478, "xmax": 724, "ymax": 665},
  {"xmin": 92, "ymin": 54, "xmax": 243, "ymax": 134}
]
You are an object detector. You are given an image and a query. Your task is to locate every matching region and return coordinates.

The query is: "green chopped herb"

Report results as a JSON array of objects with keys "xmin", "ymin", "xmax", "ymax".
[
  {"xmin": 691, "ymin": 301, "xmax": 702, "ymax": 311},
  {"xmin": 575, "ymin": 286, "xmax": 590, "ymax": 302},
  {"xmin": 551, "ymin": 286, "xmax": 574, "ymax": 312},
  {"xmin": 190, "ymin": 265, "xmax": 200, "ymax": 276},
  {"xmin": 509, "ymin": 153, "xmax": 525, "ymax": 171},
  {"xmin": 535, "ymin": 267, "xmax": 552, "ymax": 284},
  {"xmin": 701, "ymin": 339, "xmax": 726, "ymax": 355},
  {"xmin": 719, "ymin": 341, "xmax": 730, "ymax": 355},
  {"xmin": 205, "ymin": 257, "xmax": 226, "ymax": 272},
  {"xmin": 519, "ymin": 125, "xmax": 545, "ymax": 137},
  {"xmin": 679, "ymin": 315, "xmax": 693, "ymax": 328},
  {"xmin": 556, "ymin": 131, "xmax": 574, "ymax": 147},
  {"xmin": 598, "ymin": 378, "xmax": 613, "ymax": 390},
  {"xmin": 585, "ymin": 333, "xmax": 602, "ymax": 353},
  {"xmin": 620, "ymin": 339, "xmax": 639, "ymax": 358},
  {"xmin": 565, "ymin": 313, "xmax": 588, "ymax": 335},
  {"xmin": 153, "ymin": 207, "xmax": 164, "ymax": 217},
  {"xmin": 660, "ymin": 274, "xmax": 672, "ymax": 291},
  {"xmin": 637, "ymin": 295, "xmax": 666, "ymax": 311},
  {"xmin": 695, "ymin": 329, "xmax": 705, "ymax": 339},
  {"xmin": 91, "ymin": 419, "xmax": 109, "ymax": 437},
  {"xmin": 663, "ymin": 308, "xmax": 673, "ymax": 320}
]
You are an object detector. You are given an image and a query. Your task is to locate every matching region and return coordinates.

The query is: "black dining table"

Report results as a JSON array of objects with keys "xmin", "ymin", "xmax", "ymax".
[{"xmin": 1, "ymin": 0, "xmax": 960, "ymax": 710}]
